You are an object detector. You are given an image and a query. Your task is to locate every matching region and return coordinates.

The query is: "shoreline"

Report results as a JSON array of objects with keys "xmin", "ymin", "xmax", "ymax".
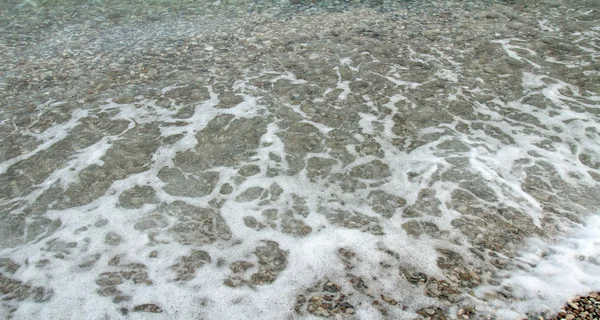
[{"xmin": 1, "ymin": 1, "xmax": 599, "ymax": 319}]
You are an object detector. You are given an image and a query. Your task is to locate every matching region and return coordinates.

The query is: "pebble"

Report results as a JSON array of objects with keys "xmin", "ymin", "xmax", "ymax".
[
  {"xmin": 547, "ymin": 291, "xmax": 600, "ymax": 320},
  {"xmin": 133, "ymin": 303, "xmax": 162, "ymax": 313},
  {"xmin": 2, "ymin": 1, "xmax": 599, "ymax": 319},
  {"xmin": 71, "ymin": 70, "xmax": 85, "ymax": 79},
  {"xmin": 422, "ymin": 29, "xmax": 442, "ymax": 38}
]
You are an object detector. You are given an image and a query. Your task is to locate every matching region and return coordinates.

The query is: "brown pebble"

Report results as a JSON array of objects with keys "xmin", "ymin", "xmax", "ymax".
[{"xmin": 133, "ymin": 303, "xmax": 162, "ymax": 313}]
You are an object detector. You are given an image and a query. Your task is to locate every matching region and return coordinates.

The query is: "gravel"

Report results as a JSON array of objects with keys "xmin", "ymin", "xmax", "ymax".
[
  {"xmin": 1, "ymin": 0, "xmax": 599, "ymax": 318},
  {"xmin": 546, "ymin": 291, "xmax": 600, "ymax": 320}
]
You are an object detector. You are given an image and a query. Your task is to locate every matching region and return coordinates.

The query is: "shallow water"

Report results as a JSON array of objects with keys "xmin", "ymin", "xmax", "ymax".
[{"xmin": 1, "ymin": 0, "xmax": 600, "ymax": 319}]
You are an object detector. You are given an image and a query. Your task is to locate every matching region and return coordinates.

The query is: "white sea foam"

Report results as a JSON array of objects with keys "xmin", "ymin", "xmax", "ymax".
[
  {"xmin": 476, "ymin": 214, "xmax": 600, "ymax": 318},
  {"xmin": 1, "ymin": 5, "xmax": 600, "ymax": 320}
]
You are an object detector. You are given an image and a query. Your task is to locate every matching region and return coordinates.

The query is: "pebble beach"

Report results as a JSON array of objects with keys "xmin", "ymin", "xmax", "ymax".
[{"xmin": 1, "ymin": 0, "xmax": 600, "ymax": 319}]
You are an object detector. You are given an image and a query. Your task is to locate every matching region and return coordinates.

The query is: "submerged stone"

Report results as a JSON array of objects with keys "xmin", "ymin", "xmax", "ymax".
[
  {"xmin": 156, "ymin": 201, "xmax": 232, "ymax": 245},
  {"xmin": 119, "ymin": 186, "xmax": 157, "ymax": 209},
  {"xmin": 236, "ymin": 187, "xmax": 265, "ymax": 202},
  {"xmin": 158, "ymin": 167, "xmax": 219, "ymax": 198},
  {"xmin": 349, "ymin": 160, "xmax": 391, "ymax": 180}
]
